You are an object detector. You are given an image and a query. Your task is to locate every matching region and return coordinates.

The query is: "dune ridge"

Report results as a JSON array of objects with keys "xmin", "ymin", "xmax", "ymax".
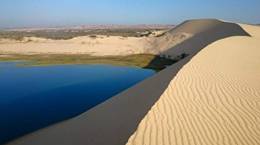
[
  {"xmin": 4, "ymin": 19, "xmax": 258, "ymax": 145},
  {"xmin": 126, "ymin": 24, "xmax": 260, "ymax": 145},
  {"xmin": 158, "ymin": 19, "xmax": 250, "ymax": 57}
]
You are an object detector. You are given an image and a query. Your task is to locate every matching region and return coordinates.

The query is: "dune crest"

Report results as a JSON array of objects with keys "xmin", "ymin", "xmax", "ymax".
[
  {"xmin": 156, "ymin": 19, "xmax": 250, "ymax": 57},
  {"xmin": 126, "ymin": 24, "xmax": 260, "ymax": 145}
]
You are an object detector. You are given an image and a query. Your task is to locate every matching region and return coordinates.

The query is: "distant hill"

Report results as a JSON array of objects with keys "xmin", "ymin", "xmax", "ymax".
[
  {"xmin": 3, "ymin": 24, "xmax": 175, "ymax": 32},
  {"xmin": 0, "ymin": 24, "xmax": 175, "ymax": 40}
]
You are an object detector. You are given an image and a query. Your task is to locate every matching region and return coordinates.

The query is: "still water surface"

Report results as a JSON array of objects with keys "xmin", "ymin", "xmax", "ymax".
[{"xmin": 0, "ymin": 62, "xmax": 155, "ymax": 144}]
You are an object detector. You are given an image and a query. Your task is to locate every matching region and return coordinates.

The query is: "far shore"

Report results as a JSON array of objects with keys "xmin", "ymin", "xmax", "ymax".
[
  {"xmin": 0, "ymin": 27, "xmax": 190, "ymax": 71},
  {"xmin": 0, "ymin": 53, "xmax": 186, "ymax": 71}
]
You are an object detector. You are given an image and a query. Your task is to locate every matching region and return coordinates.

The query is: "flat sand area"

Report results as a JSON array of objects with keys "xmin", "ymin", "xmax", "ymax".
[
  {"xmin": 0, "ymin": 36, "xmax": 150, "ymax": 56},
  {"xmin": 126, "ymin": 24, "xmax": 260, "ymax": 145}
]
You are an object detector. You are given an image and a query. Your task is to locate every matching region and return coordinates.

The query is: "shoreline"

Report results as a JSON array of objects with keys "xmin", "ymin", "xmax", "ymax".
[{"xmin": 0, "ymin": 54, "xmax": 182, "ymax": 71}]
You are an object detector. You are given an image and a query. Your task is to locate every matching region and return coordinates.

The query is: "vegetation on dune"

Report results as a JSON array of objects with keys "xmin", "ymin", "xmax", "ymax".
[
  {"xmin": 0, "ymin": 29, "xmax": 166, "ymax": 40},
  {"xmin": 0, "ymin": 54, "xmax": 184, "ymax": 71}
]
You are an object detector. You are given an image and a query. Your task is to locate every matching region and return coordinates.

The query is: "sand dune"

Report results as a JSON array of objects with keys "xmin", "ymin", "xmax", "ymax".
[
  {"xmin": 126, "ymin": 24, "xmax": 260, "ymax": 145},
  {"xmin": 159, "ymin": 19, "xmax": 250, "ymax": 57},
  {"xmin": 4, "ymin": 19, "xmax": 260, "ymax": 145},
  {"xmin": 0, "ymin": 30, "xmax": 176, "ymax": 56},
  {"xmin": 0, "ymin": 36, "xmax": 150, "ymax": 56}
]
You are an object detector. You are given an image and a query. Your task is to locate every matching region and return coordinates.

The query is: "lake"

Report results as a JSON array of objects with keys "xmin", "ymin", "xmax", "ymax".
[{"xmin": 0, "ymin": 62, "xmax": 155, "ymax": 144}]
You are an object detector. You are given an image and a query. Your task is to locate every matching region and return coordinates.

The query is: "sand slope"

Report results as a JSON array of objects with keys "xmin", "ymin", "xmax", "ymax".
[
  {"xmin": 160, "ymin": 19, "xmax": 250, "ymax": 57},
  {"xmin": 126, "ymin": 24, "xmax": 260, "ymax": 145}
]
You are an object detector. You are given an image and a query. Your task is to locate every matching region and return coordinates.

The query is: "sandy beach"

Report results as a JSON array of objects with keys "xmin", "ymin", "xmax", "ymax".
[{"xmin": 2, "ymin": 19, "xmax": 260, "ymax": 145}]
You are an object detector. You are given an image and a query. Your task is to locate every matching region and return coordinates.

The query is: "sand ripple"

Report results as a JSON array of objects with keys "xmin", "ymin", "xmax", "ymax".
[{"xmin": 126, "ymin": 25, "xmax": 260, "ymax": 145}]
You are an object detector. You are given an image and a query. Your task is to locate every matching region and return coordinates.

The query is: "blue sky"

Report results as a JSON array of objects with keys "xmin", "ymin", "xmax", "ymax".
[{"xmin": 0, "ymin": 0, "xmax": 260, "ymax": 28}]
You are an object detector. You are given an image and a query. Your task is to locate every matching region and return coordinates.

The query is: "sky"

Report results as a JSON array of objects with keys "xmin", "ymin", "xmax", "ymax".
[{"xmin": 0, "ymin": 0, "xmax": 260, "ymax": 28}]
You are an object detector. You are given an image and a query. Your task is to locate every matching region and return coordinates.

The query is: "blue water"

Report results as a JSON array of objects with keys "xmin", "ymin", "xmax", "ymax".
[{"xmin": 0, "ymin": 62, "xmax": 155, "ymax": 144}]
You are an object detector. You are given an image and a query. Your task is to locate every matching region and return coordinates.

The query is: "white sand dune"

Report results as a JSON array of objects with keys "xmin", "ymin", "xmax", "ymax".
[
  {"xmin": 4, "ymin": 19, "xmax": 260, "ymax": 145},
  {"xmin": 126, "ymin": 24, "xmax": 260, "ymax": 145}
]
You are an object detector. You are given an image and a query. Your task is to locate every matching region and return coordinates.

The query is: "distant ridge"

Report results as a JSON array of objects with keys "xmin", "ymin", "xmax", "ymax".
[{"xmin": 3, "ymin": 24, "xmax": 174, "ymax": 32}]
